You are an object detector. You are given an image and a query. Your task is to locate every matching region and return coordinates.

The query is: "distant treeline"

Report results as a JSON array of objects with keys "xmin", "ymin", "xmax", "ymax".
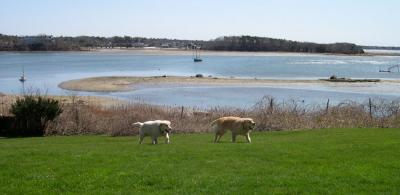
[
  {"xmin": 202, "ymin": 36, "xmax": 364, "ymax": 54},
  {"xmin": 362, "ymin": 46, "xmax": 400, "ymax": 50},
  {"xmin": 0, "ymin": 34, "xmax": 364, "ymax": 54},
  {"xmin": 0, "ymin": 34, "xmax": 193, "ymax": 51}
]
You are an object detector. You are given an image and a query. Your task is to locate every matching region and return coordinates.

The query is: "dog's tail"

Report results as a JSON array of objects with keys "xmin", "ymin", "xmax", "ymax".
[
  {"xmin": 210, "ymin": 119, "xmax": 218, "ymax": 127},
  {"xmin": 132, "ymin": 122, "xmax": 144, "ymax": 128}
]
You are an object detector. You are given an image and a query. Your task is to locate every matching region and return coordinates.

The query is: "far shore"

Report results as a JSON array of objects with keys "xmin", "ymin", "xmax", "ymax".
[
  {"xmin": 2, "ymin": 47, "xmax": 399, "ymax": 57},
  {"xmin": 87, "ymin": 47, "xmax": 400, "ymax": 57},
  {"xmin": 58, "ymin": 76, "xmax": 394, "ymax": 93}
]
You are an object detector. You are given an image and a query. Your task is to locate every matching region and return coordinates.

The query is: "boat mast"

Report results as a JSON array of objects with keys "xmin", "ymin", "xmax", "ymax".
[
  {"xmin": 192, "ymin": 44, "xmax": 202, "ymax": 62},
  {"xmin": 192, "ymin": 44, "xmax": 195, "ymax": 58},
  {"xmin": 19, "ymin": 66, "xmax": 26, "ymax": 95}
]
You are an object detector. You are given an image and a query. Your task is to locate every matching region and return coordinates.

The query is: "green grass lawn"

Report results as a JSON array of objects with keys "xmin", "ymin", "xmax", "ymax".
[{"xmin": 1, "ymin": 128, "xmax": 400, "ymax": 194}]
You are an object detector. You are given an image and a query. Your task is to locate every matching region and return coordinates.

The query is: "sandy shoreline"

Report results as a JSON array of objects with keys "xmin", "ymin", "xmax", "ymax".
[{"xmin": 58, "ymin": 76, "xmax": 395, "ymax": 93}]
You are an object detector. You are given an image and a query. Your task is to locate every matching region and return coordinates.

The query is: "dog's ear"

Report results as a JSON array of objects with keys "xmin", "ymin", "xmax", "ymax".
[{"xmin": 248, "ymin": 119, "xmax": 256, "ymax": 129}]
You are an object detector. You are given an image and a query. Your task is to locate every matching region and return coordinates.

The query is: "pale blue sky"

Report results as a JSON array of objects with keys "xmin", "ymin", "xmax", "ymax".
[{"xmin": 1, "ymin": 0, "xmax": 399, "ymax": 46}]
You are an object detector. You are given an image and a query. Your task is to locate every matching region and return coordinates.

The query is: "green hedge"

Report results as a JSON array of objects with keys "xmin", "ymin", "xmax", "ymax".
[{"xmin": 8, "ymin": 96, "xmax": 62, "ymax": 136}]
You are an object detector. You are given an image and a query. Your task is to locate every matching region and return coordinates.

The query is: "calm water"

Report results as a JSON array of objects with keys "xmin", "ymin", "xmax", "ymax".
[{"xmin": 1, "ymin": 51, "xmax": 400, "ymax": 108}]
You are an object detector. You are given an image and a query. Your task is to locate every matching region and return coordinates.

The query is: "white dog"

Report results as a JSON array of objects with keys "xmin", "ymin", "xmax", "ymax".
[{"xmin": 133, "ymin": 120, "xmax": 172, "ymax": 144}]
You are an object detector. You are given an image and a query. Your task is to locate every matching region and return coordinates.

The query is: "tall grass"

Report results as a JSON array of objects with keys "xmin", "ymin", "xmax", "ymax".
[{"xmin": 44, "ymin": 95, "xmax": 400, "ymax": 136}]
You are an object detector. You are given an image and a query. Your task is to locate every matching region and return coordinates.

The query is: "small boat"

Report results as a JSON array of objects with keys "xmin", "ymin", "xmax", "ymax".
[
  {"xmin": 193, "ymin": 45, "xmax": 202, "ymax": 62},
  {"xmin": 194, "ymin": 58, "xmax": 202, "ymax": 62},
  {"xmin": 379, "ymin": 64, "xmax": 400, "ymax": 73},
  {"xmin": 19, "ymin": 75, "xmax": 26, "ymax": 82},
  {"xmin": 19, "ymin": 68, "xmax": 26, "ymax": 82}
]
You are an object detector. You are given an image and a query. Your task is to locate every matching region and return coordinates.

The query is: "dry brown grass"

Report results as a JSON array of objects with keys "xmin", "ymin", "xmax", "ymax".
[
  {"xmin": 0, "ymin": 94, "xmax": 121, "ymax": 116},
  {"xmin": 42, "ymin": 95, "xmax": 400, "ymax": 136},
  {"xmin": 3, "ymin": 91, "xmax": 400, "ymax": 136}
]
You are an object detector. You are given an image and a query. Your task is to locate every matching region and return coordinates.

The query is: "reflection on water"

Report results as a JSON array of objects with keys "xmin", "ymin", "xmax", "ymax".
[{"xmin": 1, "ymin": 51, "xmax": 400, "ymax": 108}]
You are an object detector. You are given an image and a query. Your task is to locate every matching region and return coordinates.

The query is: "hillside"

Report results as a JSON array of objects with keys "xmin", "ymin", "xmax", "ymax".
[{"xmin": 204, "ymin": 36, "xmax": 364, "ymax": 54}]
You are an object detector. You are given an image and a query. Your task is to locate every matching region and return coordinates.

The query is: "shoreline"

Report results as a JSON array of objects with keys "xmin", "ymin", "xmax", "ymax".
[
  {"xmin": 91, "ymin": 47, "xmax": 400, "ymax": 57},
  {"xmin": 2, "ymin": 47, "xmax": 399, "ymax": 57},
  {"xmin": 58, "ymin": 76, "xmax": 392, "ymax": 93}
]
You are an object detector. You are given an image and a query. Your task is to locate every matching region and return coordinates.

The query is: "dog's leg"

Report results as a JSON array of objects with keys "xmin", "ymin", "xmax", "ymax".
[
  {"xmin": 212, "ymin": 125, "xmax": 219, "ymax": 143},
  {"xmin": 231, "ymin": 133, "xmax": 237, "ymax": 142},
  {"xmin": 139, "ymin": 135, "xmax": 144, "ymax": 144},
  {"xmin": 217, "ymin": 134, "xmax": 223, "ymax": 142},
  {"xmin": 165, "ymin": 133, "xmax": 170, "ymax": 144},
  {"xmin": 152, "ymin": 137, "xmax": 158, "ymax": 144},
  {"xmin": 216, "ymin": 129, "xmax": 228, "ymax": 143},
  {"xmin": 245, "ymin": 133, "xmax": 251, "ymax": 143},
  {"xmin": 214, "ymin": 134, "xmax": 219, "ymax": 143}
]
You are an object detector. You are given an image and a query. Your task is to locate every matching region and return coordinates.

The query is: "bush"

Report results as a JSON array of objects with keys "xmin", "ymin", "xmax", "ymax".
[
  {"xmin": 10, "ymin": 95, "xmax": 62, "ymax": 136},
  {"xmin": 0, "ymin": 116, "xmax": 16, "ymax": 136}
]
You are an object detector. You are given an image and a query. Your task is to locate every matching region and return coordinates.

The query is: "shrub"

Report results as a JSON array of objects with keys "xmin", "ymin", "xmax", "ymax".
[
  {"xmin": 10, "ymin": 95, "xmax": 62, "ymax": 136},
  {"xmin": 0, "ymin": 116, "xmax": 15, "ymax": 136}
]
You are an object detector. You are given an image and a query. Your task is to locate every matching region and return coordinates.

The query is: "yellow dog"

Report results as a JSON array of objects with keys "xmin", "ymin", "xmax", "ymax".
[{"xmin": 211, "ymin": 116, "xmax": 256, "ymax": 143}]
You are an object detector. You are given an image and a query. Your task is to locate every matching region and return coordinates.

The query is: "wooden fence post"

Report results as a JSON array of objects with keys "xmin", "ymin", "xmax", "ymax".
[
  {"xmin": 269, "ymin": 98, "xmax": 274, "ymax": 113},
  {"xmin": 326, "ymin": 99, "xmax": 330, "ymax": 114},
  {"xmin": 180, "ymin": 106, "xmax": 184, "ymax": 119},
  {"xmin": 369, "ymin": 98, "xmax": 373, "ymax": 118}
]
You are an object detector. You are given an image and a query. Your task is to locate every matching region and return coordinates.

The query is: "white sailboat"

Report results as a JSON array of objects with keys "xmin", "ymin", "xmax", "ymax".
[
  {"xmin": 19, "ymin": 67, "xmax": 26, "ymax": 82},
  {"xmin": 193, "ymin": 45, "xmax": 202, "ymax": 62}
]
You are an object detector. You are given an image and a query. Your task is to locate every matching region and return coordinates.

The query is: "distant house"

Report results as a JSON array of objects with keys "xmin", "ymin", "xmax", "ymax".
[
  {"xmin": 132, "ymin": 42, "xmax": 145, "ymax": 48},
  {"xmin": 22, "ymin": 35, "xmax": 53, "ymax": 44},
  {"xmin": 161, "ymin": 43, "xmax": 170, "ymax": 48}
]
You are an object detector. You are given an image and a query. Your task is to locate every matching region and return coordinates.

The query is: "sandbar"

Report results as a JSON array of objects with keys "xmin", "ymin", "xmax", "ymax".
[{"xmin": 58, "ymin": 76, "xmax": 392, "ymax": 93}]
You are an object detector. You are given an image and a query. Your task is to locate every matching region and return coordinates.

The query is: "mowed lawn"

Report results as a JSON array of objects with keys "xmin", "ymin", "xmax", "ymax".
[{"xmin": 1, "ymin": 128, "xmax": 400, "ymax": 194}]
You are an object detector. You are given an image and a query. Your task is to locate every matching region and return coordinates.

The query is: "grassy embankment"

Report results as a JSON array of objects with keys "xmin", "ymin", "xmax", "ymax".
[{"xmin": 1, "ymin": 128, "xmax": 400, "ymax": 194}]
